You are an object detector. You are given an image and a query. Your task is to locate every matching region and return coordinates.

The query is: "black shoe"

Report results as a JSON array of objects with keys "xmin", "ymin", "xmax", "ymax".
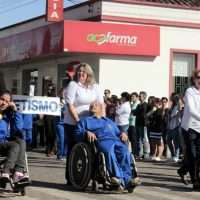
[
  {"xmin": 66, "ymin": 180, "xmax": 72, "ymax": 186},
  {"xmin": 177, "ymin": 170, "xmax": 189, "ymax": 185},
  {"xmin": 193, "ymin": 182, "xmax": 200, "ymax": 191}
]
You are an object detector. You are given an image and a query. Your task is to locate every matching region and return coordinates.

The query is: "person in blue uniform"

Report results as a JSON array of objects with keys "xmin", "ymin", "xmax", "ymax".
[
  {"xmin": 22, "ymin": 114, "xmax": 33, "ymax": 145},
  {"xmin": 0, "ymin": 90, "xmax": 27, "ymax": 183},
  {"xmin": 74, "ymin": 101, "xmax": 140, "ymax": 190},
  {"xmin": 55, "ymin": 88, "xmax": 67, "ymax": 160}
]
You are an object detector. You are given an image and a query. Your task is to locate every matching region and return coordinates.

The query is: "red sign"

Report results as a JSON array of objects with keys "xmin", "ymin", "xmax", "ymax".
[
  {"xmin": 0, "ymin": 22, "xmax": 63, "ymax": 63},
  {"xmin": 64, "ymin": 21, "xmax": 160, "ymax": 56},
  {"xmin": 46, "ymin": 0, "xmax": 64, "ymax": 22}
]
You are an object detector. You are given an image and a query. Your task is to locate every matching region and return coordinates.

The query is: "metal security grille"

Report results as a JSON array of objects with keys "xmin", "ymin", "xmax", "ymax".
[{"xmin": 172, "ymin": 53, "xmax": 196, "ymax": 94}]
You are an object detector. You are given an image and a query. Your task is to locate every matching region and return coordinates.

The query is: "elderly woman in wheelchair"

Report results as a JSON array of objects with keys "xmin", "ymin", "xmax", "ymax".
[{"xmin": 68, "ymin": 101, "xmax": 140, "ymax": 192}]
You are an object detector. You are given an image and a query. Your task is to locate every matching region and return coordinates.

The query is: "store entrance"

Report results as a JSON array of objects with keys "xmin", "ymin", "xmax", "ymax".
[
  {"xmin": 172, "ymin": 53, "xmax": 196, "ymax": 94},
  {"xmin": 22, "ymin": 69, "xmax": 38, "ymax": 95}
]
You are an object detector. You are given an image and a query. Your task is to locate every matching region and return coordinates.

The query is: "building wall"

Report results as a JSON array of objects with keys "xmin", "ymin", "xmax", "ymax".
[
  {"xmin": 99, "ymin": 25, "xmax": 200, "ymax": 98},
  {"xmin": 102, "ymin": 1, "xmax": 200, "ymax": 24},
  {"xmin": 0, "ymin": 54, "xmax": 100, "ymax": 95}
]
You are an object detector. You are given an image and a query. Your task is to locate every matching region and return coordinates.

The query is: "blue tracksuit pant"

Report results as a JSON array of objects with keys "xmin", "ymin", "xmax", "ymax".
[{"xmin": 97, "ymin": 139, "xmax": 133, "ymax": 188}]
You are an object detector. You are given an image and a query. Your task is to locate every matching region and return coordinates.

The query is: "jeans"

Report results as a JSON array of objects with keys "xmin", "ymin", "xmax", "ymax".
[
  {"xmin": 55, "ymin": 123, "xmax": 67, "ymax": 158},
  {"xmin": 23, "ymin": 129, "xmax": 32, "ymax": 144},
  {"xmin": 136, "ymin": 126, "xmax": 150, "ymax": 158},
  {"xmin": 166, "ymin": 127, "xmax": 180, "ymax": 158},
  {"xmin": 0, "ymin": 138, "xmax": 26, "ymax": 173}
]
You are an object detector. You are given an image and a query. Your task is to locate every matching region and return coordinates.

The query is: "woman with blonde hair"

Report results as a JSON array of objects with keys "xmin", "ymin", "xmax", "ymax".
[{"xmin": 63, "ymin": 62, "xmax": 104, "ymax": 184}]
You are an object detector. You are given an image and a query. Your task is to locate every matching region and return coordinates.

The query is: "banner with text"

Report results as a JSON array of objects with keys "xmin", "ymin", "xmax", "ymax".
[{"xmin": 12, "ymin": 95, "xmax": 61, "ymax": 116}]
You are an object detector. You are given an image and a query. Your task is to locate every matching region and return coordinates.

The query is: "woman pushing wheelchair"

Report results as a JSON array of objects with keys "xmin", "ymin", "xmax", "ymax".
[{"xmin": 0, "ymin": 90, "xmax": 29, "ymax": 184}]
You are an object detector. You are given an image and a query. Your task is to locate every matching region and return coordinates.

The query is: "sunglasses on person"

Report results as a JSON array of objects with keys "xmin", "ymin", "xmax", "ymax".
[{"xmin": 196, "ymin": 76, "xmax": 200, "ymax": 80}]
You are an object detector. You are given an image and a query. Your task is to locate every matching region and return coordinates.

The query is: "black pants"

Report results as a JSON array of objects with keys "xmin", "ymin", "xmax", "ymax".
[
  {"xmin": 0, "ymin": 138, "xmax": 26, "ymax": 173},
  {"xmin": 32, "ymin": 124, "xmax": 45, "ymax": 148},
  {"xmin": 64, "ymin": 124, "xmax": 76, "ymax": 182},
  {"xmin": 179, "ymin": 129, "xmax": 200, "ymax": 184},
  {"xmin": 188, "ymin": 129, "xmax": 200, "ymax": 184},
  {"xmin": 44, "ymin": 117, "xmax": 56, "ymax": 154},
  {"xmin": 178, "ymin": 129, "xmax": 190, "ymax": 175},
  {"xmin": 128, "ymin": 126, "xmax": 137, "ymax": 155}
]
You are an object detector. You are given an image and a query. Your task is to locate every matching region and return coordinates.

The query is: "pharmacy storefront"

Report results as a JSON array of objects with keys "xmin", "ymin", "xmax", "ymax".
[{"xmin": 0, "ymin": 20, "xmax": 199, "ymax": 97}]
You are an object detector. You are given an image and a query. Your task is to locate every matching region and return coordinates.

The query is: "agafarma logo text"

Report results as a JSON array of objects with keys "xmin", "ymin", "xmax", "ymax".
[{"xmin": 87, "ymin": 32, "xmax": 138, "ymax": 46}]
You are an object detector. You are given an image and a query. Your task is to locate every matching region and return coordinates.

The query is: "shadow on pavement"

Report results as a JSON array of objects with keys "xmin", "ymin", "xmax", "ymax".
[
  {"xmin": 141, "ymin": 181, "xmax": 193, "ymax": 192},
  {"xmin": 31, "ymin": 180, "xmax": 130, "ymax": 195}
]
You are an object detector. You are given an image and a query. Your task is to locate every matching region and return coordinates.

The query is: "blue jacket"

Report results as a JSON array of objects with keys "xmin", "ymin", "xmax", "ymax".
[
  {"xmin": 0, "ymin": 110, "xmax": 23, "ymax": 143},
  {"xmin": 22, "ymin": 114, "xmax": 33, "ymax": 129},
  {"xmin": 74, "ymin": 116, "xmax": 121, "ymax": 142}
]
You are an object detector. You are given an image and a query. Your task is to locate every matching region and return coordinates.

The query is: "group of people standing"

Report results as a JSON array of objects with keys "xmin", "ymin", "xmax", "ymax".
[
  {"xmin": 104, "ymin": 69, "xmax": 200, "ymax": 190},
  {"xmin": 104, "ymin": 89, "xmax": 182, "ymax": 162}
]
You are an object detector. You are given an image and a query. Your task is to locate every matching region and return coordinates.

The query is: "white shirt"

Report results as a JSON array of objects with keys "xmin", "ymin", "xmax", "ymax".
[
  {"xmin": 181, "ymin": 86, "xmax": 200, "ymax": 133},
  {"xmin": 63, "ymin": 81, "xmax": 104, "ymax": 125},
  {"xmin": 115, "ymin": 101, "xmax": 131, "ymax": 126}
]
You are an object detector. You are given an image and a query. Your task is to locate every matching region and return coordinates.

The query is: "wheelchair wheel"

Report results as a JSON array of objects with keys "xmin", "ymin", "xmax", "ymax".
[
  {"xmin": 0, "ymin": 180, "xmax": 6, "ymax": 189},
  {"xmin": 68, "ymin": 143, "xmax": 94, "ymax": 190}
]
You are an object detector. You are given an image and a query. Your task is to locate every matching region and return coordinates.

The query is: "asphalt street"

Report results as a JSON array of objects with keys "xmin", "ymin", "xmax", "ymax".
[{"xmin": 0, "ymin": 150, "xmax": 199, "ymax": 200}]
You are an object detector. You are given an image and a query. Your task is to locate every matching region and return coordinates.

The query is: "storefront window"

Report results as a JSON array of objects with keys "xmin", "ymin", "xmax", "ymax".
[{"xmin": 172, "ymin": 53, "xmax": 196, "ymax": 94}]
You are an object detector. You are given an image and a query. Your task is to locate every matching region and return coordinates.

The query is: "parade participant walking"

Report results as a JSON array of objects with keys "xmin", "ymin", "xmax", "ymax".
[
  {"xmin": 63, "ymin": 63, "xmax": 104, "ymax": 184},
  {"xmin": 181, "ymin": 69, "xmax": 200, "ymax": 190}
]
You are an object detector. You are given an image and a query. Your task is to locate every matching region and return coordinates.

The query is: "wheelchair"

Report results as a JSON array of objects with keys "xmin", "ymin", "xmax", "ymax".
[
  {"xmin": 0, "ymin": 153, "xmax": 30, "ymax": 196},
  {"xmin": 68, "ymin": 142, "xmax": 137, "ymax": 193}
]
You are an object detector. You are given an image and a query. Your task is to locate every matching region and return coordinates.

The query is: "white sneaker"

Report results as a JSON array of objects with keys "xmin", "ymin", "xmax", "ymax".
[
  {"xmin": 155, "ymin": 157, "xmax": 161, "ymax": 161},
  {"xmin": 172, "ymin": 157, "xmax": 179, "ymax": 163}
]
